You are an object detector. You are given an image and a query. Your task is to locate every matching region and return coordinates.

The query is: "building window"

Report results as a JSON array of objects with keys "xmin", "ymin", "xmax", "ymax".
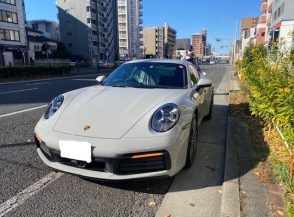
[
  {"xmin": 261, "ymin": 32, "xmax": 265, "ymax": 36},
  {"xmin": 0, "ymin": 10, "xmax": 18, "ymax": 23},
  {"xmin": 66, "ymin": 21, "xmax": 71, "ymax": 26},
  {"xmin": 67, "ymin": 32, "xmax": 72, "ymax": 36},
  {"xmin": 32, "ymin": 23, "xmax": 38, "ymax": 29},
  {"xmin": 0, "ymin": 28, "xmax": 20, "ymax": 41},
  {"xmin": 68, "ymin": 43, "xmax": 73, "ymax": 47},
  {"xmin": 0, "ymin": 0, "xmax": 16, "ymax": 5}
]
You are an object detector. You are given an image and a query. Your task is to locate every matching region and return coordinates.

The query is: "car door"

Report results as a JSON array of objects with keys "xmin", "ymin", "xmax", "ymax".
[{"xmin": 188, "ymin": 63, "xmax": 206, "ymax": 122}]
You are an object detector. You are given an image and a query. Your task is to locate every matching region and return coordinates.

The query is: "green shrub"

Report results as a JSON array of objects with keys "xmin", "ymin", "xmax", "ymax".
[
  {"xmin": 0, "ymin": 64, "xmax": 73, "ymax": 79},
  {"xmin": 237, "ymin": 39, "xmax": 294, "ymax": 147}
]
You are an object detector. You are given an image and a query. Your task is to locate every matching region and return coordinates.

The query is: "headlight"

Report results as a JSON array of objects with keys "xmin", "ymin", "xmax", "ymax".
[
  {"xmin": 44, "ymin": 95, "xmax": 64, "ymax": 119},
  {"xmin": 151, "ymin": 103, "xmax": 180, "ymax": 132}
]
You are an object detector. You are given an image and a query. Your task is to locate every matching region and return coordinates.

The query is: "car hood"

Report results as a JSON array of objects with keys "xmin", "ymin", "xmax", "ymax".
[{"xmin": 53, "ymin": 86, "xmax": 182, "ymax": 139}]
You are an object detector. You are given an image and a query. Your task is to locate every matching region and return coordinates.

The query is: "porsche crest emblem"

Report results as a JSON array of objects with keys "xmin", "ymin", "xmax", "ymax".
[{"xmin": 84, "ymin": 125, "xmax": 91, "ymax": 131}]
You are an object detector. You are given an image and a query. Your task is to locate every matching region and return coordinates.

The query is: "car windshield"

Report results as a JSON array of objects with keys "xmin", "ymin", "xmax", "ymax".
[{"xmin": 102, "ymin": 62, "xmax": 188, "ymax": 89}]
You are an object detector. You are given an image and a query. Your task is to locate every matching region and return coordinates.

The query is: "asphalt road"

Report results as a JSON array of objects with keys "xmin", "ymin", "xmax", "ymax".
[{"xmin": 0, "ymin": 63, "xmax": 230, "ymax": 217}]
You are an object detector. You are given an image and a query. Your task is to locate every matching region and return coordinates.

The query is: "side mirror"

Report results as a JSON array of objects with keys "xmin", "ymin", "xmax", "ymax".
[
  {"xmin": 96, "ymin": 75, "xmax": 106, "ymax": 84},
  {"xmin": 196, "ymin": 78, "xmax": 212, "ymax": 91}
]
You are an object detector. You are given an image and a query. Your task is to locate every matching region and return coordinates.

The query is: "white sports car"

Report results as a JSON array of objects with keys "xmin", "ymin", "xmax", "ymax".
[{"xmin": 34, "ymin": 59, "xmax": 214, "ymax": 181}]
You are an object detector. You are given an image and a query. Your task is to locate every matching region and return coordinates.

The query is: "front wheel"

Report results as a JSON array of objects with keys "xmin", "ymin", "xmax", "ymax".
[
  {"xmin": 184, "ymin": 114, "xmax": 198, "ymax": 168},
  {"xmin": 204, "ymin": 94, "xmax": 213, "ymax": 120}
]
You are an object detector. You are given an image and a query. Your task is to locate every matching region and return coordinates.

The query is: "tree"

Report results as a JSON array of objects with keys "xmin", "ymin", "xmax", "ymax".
[{"xmin": 57, "ymin": 41, "xmax": 66, "ymax": 52}]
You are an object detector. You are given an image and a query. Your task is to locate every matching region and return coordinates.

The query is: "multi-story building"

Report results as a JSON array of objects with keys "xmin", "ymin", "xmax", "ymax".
[
  {"xmin": 141, "ymin": 23, "xmax": 176, "ymax": 59},
  {"xmin": 117, "ymin": 0, "xmax": 143, "ymax": 60},
  {"xmin": 191, "ymin": 29, "xmax": 207, "ymax": 61},
  {"xmin": 240, "ymin": 17, "xmax": 259, "ymax": 35},
  {"xmin": 255, "ymin": 0, "xmax": 269, "ymax": 44},
  {"xmin": 268, "ymin": 0, "xmax": 294, "ymax": 50},
  {"xmin": 27, "ymin": 19, "xmax": 60, "ymax": 41},
  {"xmin": 56, "ymin": 0, "xmax": 119, "ymax": 64},
  {"xmin": 0, "ymin": 0, "xmax": 27, "ymax": 66},
  {"xmin": 237, "ymin": 17, "xmax": 258, "ymax": 56}
]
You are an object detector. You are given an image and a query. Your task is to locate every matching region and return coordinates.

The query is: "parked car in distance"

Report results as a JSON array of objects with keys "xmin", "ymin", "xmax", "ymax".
[{"xmin": 98, "ymin": 60, "xmax": 115, "ymax": 68}]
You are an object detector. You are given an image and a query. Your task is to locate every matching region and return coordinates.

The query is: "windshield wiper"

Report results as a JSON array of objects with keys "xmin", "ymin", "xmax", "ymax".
[{"xmin": 111, "ymin": 85, "xmax": 134, "ymax": 88}]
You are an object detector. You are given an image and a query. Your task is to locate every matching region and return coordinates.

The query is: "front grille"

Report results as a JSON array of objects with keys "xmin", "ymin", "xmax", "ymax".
[{"xmin": 37, "ymin": 141, "xmax": 171, "ymax": 175}]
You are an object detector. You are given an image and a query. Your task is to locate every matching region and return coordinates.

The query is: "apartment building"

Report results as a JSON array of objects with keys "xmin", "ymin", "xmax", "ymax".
[
  {"xmin": 141, "ymin": 23, "xmax": 176, "ymax": 59},
  {"xmin": 27, "ymin": 19, "xmax": 60, "ymax": 41},
  {"xmin": 255, "ymin": 0, "xmax": 271, "ymax": 44},
  {"xmin": 237, "ymin": 17, "xmax": 258, "ymax": 53},
  {"xmin": 191, "ymin": 29, "xmax": 207, "ymax": 61},
  {"xmin": 118, "ymin": 0, "xmax": 143, "ymax": 60},
  {"xmin": 56, "ymin": 0, "xmax": 119, "ymax": 64},
  {"xmin": 268, "ymin": 0, "xmax": 294, "ymax": 50},
  {"xmin": 0, "ymin": 0, "xmax": 27, "ymax": 66}
]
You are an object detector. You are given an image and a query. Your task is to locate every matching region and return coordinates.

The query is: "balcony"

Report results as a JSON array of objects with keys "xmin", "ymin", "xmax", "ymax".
[
  {"xmin": 260, "ymin": 3, "xmax": 268, "ymax": 13},
  {"xmin": 86, "ymin": 0, "xmax": 96, "ymax": 9},
  {"xmin": 118, "ymin": 0, "xmax": 126, "ymax": 6},
  {"xmin": 99, "ymin": 36, "xmax": 108, "ymax": 43},
  {"xmin": 119, "ymin": 42, "xmax": 127, "ymax": 47},
  {"xmin": 92, "ymin": 46, "xmax": 98, "ymax": 53},
  {"xmin": 139, "ymin": 33, "xmax": 143, "ymax": 38},
  {"xmin": 88, "ymin": 23, "xmax": 97, "ymax": 31},
  {"xmin": 268, "ymin": 3, "xmax": 272, "ymax": 13},
  {"xmin": 87, "ymin": 12, "xmax": 96, "ymax": 20},
  {"xmin": 119, "ymin": 34, "xmax": 127, "ymax": 38},
  {"xmin": 139, "ymin": 26, "xmax": 143, "ymax": 31},
  {"xmin": 259, "ymin": 14, "xmax": 267, "ymax": 23},
  {"xmin": 88, "ymin": 35, "xmax": 98, "ymax": 42},
  {"xmin": 118, "ymin": 9, "xmax": 126, "ymax": 14},
  {"xmin": 139, "ymin": 19, "xmax": 143, "ymax": 24},
  {"xmin": 119, "ymin": 26, "xmax": 127, "ymax": 31},
  {"xmin": 119, "ymin": 18, "xmax": 127, "ymax": 22},
  {"xmin": 139, "ymin": 3, "xmax": 143, "ymax": 9},
  {"xmin": 139, "ymin": 11, "xmax": 143, "ymax": 17}
]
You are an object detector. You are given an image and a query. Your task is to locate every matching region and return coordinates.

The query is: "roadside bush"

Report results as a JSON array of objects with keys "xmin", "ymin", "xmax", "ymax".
[
  {"xmin": 0, "ymin": 64, "xmax": 73, "ymax": 79},
  {"xmin": 237, "ymin": 40, "xmax": 294, "ymax": 147}
]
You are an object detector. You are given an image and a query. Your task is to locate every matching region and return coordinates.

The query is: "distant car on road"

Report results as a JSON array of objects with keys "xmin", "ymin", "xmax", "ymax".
[
  {"xmin": 209, "ymin": 61, "xmax": 215, "ymax": 64},
  {"xmin": 98, "ymin": 60, "xmax": 115, "ymax": 68}
]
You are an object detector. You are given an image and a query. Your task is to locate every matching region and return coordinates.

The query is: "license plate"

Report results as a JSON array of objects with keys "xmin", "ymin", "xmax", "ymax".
[{"xmin": 59, "ymin": 140, "xmax": 92, "ymax": 163}]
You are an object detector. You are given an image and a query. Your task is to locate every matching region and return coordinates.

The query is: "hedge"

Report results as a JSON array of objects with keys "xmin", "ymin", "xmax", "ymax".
[{"xmin": 0, "ymin": 64, "xmax": 73, "ymax": 79}]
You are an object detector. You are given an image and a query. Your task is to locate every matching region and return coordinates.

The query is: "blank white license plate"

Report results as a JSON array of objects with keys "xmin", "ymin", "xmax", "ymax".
[{"xmin": 59, "ymin": 140, "xmax": 92, "ymax": 163}]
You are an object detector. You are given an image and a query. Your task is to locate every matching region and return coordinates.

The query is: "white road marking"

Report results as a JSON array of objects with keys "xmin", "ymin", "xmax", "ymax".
[
  {"xmin": 0, "ymin": 105, "xmax": 47, "ymax": 118},
  {"xmin": 0, "ymin": 172, "xmax": 63, "ymax": 217},
  {"xmin": 0, "ymin": 88, "xmax": 38, "ymax": 95},
  {"xmin": 26, "ymin": 82, "xmax": 51, "ymax": 86}
]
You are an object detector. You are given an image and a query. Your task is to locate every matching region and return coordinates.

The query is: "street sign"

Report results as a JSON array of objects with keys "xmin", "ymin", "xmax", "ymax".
[
  {"xmin": 21, "ymin": 48, "xmax": 26, "ymax": 53},
  {"xmin": 106, "ymin": 51, "xmax": 109, "ymax": 56}
]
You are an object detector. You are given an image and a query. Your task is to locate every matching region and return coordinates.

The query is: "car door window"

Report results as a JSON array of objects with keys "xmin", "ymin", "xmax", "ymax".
[{"xmin": 188, "ymin": 63, "xmax": 199, "ymax": 87}]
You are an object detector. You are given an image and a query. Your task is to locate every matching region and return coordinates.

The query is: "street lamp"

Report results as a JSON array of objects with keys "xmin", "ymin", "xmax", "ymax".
[{"xmin": 223, "ymin": 18, "xmax": 238, "ymax": 65}]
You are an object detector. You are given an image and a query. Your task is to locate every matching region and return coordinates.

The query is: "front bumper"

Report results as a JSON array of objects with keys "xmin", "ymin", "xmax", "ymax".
[{"xmin": 34, "ymin": 126, "xmax": 189, "ymax": 180}]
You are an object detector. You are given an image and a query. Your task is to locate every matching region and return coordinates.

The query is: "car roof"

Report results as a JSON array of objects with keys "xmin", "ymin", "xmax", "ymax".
[{"xmin": 123, "ymin": 58, "xmax": 187, "ymax": 65}]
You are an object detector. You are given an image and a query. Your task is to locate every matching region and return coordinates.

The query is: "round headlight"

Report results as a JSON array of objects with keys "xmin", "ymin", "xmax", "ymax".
[
  {"xmin": 44, "ymin": 95, "xmax": 64, "ymax": 119},
  {"xmin": 151, "ymin": 103, "xmax": 180, "ymax": 132}
]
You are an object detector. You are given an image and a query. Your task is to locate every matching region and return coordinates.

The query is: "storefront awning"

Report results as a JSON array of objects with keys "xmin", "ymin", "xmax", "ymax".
[{"xmin": 274, "ymin": 22, "xmax": 282, "ymax": 29}]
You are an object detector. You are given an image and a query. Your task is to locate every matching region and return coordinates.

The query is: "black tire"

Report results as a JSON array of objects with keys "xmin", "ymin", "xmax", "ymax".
[
  {"xmin": 204, "ymin": 94, "xmax": 213, "ymax": 120},
  {"xmin": 184, "ymin": 114, "xmax": 198, "ymax": 168}
]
